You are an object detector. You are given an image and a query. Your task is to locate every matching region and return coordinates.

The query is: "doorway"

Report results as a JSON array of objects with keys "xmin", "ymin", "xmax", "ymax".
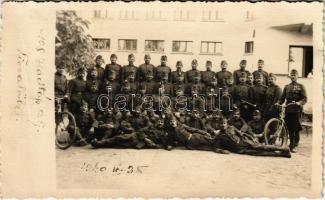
[{"xmin": 288, "ymin": 46, "xmax": 313, "ymax": 78}]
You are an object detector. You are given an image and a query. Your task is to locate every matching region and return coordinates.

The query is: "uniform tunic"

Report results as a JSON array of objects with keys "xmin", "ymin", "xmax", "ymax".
[
  {"xmin": 252, "ymin": 70, "xmax": 269, "ymax": 85},
  {"xmin": 104, "ymin": 63, "xmax": 122, "ymax": 82},
  {"xmin": 155, "ymin": 65, "xmax": 171, "ymax": 82},
  {"xmin": 249, "ymin": 84, "xmax": 267, "ymax": 110},
  {"xmin": 201, "ymin": 70, "xmax": 216, "ymax": 86},
  {"xmin": 55, "ymin": 73, "xmax": 68, "ymax": 98},
  {"xmin": 216, "ymin": 70, "xmax": 232, "ymax": 87},
  {"xmin": 171, "ymin": 70, "xmax": 187, "ymax": 84},
  {"xmin": 138, "ymin": 63, "xmax": 155, "ymax": 82},
  {"xmin": 262, "ymin": 84, "xmax": 282, "ymax": 120},
  {"xmin": 186, "ymin": 69, "xmax": 201, "ymax": 83},
  {"xmin": 233, "ymin": 69, "xmax": 251, "ymax": 85}
]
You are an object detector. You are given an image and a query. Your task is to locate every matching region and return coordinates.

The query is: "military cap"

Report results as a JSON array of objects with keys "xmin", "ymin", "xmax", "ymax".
[
  {"xmin": 161, "ymin": 55, "xmax": 167, "ymax": 61},
  {"xmin": 128, "ymin": 54, "xmax": 135, "ymax": 59},
  {"xmin": 206, "ymin": 60, "xmax": 212, "ymax": 66},
  {"xmin": 192, "ymin": 59, "xmax": 198, "ymax": 64},
  {"xmin": 221, "ymin": 60, "xmax": 227, "ymax": 65},
  {"xmin": 258, "ymin": 59, "xmax": 264, "ymax": 64},
  {"xmin": 110, "ymin": 54, "xmax": 117, "ymax": 59},
  {"xmin": 176, "ymin": 61, "xmax": 183, "ymax": 67},
  {"xmin": 290, "ymin": 69, "xmax": 299, "ymax": 75},
  {"xmin": 144, "ymin": 54, "xmax": 151, "ymax": 59},
  {"xmin": 269, "ymin": 73, "xmax": 277, "ymax": 79},
  {"xmin": 95, "ymin": 55, "xmax": 103, "ymax": 60},
  {"xmin": 240, "ymin": 60, "xmax": 247, "ymax": 65}
]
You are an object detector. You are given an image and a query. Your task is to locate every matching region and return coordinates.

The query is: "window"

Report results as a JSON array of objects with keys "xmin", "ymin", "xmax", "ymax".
[
  {"xmin": 172, "ymin": 41, "xmax": 193, "ymax": 53},
  {"xmin": 93, "ymin": 38, "xmax": 110, "ymax": 51},
  {"xmin": 202, "ymin": 10, "xmax": 223, "ymax": 22},
  {"xmin": 145, "ymin": 40, "xmax": 164, "ymax": 52},
  {"xmin": 174, "ymin": 10, "xmax": 193, "ymax": 21},
  {"xmin": 145, "ymin": 10, "xmax": 166, "ymax": 21},
  {"xmin": 245, "ymin": 41, "xmax": 254, "ymax": 54},
  {"xmin": 93, "ymin": 10, "xmax": 111, "ymax": 19},
  {"xmin": 200, "ymin": 41, "xmax": 222, "ymax": 54},
  {"xmin": 246, "ymin": 11, "xmax": 255, "ymax": 21},
  {"xmin": 118, "ymin": 39, "xmax": 137, "ymax": 51},
  {"xmin": 119, "ymin": 10, "xmax": 137, "ymax": 20}
]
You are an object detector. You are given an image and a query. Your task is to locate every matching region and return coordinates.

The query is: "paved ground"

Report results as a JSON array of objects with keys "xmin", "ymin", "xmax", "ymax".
[{"xmin": 56, "ymin": 132, "xmax": 312, "ymax": 197}]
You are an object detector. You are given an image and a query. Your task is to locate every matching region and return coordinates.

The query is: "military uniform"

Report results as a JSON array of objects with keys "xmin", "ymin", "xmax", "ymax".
[
  {"xmin": 252, "ymin": 70, "xmax": 269, "ymax": 85},
  {"xmin": 68, "ymin": 77, "xmax": 86, "ymax": 114},
  {"xmin": 262, "ymin": 83, "xmax": 282, "ymax": 120},
  {"xmin": 186, "ymin": 69, "xmax": 201, "ymax": 84},
  {"xmin": 74, "ymin": 109, "xmax": 98, "ymax": 143},
  {"xmin": 249, "ymin": 84, "xmax": 267, "ymax": 111},
  {"xmin": 233, "ymin": 83, "xmax": 252, "ymax": 121},
  {"xmin": 55, "ymin": 72, "xmax": 68, "ymax": 98},
  {"xmin": 233, "ymin": 69, "xmax": 251, "ymax": 85},
  {"xmin": 138, "ymin": 63, "xmax": 155, "ymax": 83},
  {"xmin": 104, "ymin": 63, "xmax": 122, "ymax": 82},
  {"xmin": 216, "ymin": 124, "xmax": 290, "ymax": 157},
  {"xmin": 87, "ymin": 65, "xmax": 105, "ymax": 81},
  {"xmin": 278, "ymin": 81, "xmax": 307, "ymax": 149},
  {"xmin": 216, "ymin": 70, "xmax": 232, "ymax": 87},
  {"xmin": 171, "ymin": 70, "xmax": 187, "ymax": 84},
  {"xmin": 156, "ymin": 65, "xmax": 171, "ymax": 82},
  {"xmin": 121, "ymin": 64, "xmax": 138, "ymax": 82},
  {"xmin": 201, "ymin": 70, "xmax": 215, "ymax": 87}
]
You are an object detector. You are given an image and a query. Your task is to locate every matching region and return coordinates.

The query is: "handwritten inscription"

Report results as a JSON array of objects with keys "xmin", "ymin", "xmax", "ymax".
[
  {"xmin": 32, "ymin": 30, "xmax": 46, "ymax": 132},
  {"xmin": 15, "ymin": 50, "xmax": 28, "ymax": 120},
  {"xmin": 81, "ymin": 162, "xmax": 149, "ymax": 175}
]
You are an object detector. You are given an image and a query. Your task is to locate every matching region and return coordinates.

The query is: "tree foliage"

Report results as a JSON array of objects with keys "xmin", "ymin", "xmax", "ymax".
[{"xmin": 56, "ymin": 10, "xmax": 95, "ymax": 75}]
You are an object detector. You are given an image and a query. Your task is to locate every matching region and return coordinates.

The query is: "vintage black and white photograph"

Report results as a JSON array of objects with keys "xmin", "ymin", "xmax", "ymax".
[{"xmin": 1, "ymin": 0, "xmax": 323, "ymax": 198}]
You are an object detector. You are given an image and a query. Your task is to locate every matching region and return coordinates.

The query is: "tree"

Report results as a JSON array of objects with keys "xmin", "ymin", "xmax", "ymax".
[{"xmin": 56, "ymin": 10, "xmax": 95, "ymax": 75}]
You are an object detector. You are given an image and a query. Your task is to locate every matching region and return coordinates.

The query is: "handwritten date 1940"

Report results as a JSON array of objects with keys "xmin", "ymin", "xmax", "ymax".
[{"xmin": 81, "ymin": 162, "xmax": 149, "ymax": 175}]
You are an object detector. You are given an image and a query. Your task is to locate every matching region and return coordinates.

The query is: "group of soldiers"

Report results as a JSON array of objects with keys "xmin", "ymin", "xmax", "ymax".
[{"xmin": 55, "ymin": 53, "xmax": 307, "ymax": 156}]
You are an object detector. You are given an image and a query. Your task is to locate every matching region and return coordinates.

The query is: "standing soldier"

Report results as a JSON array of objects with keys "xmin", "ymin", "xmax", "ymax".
[
  {"xmin": 186, "ymin": 70, "xmax": 204, "ymax": 96},
  {"xmin": 104, "ymin": 54, "xmax": 122, "ymax": 83},
  {"xmin": 87, "ymin": 55, "xmax": 105, "ymax": 81},
  {"xmin": 249, "ymin": 74, "xmax": 267, "ymax": 111},
  {"xmin": 233, "ymin": 60, "xmax": 251, "ymax": 85},
  {"xmin": 262, "ymin": 73, "xmax": 282, "ymax": 121},
  {"xmin": 201, "ymin": 60, "xmax": 216, "ymax": 87},
  {"xmin": 277, "ymin": 69, "xmax": 307, "ymax": 152},
  {"xmin": 233, "ymin": 72, "xmax": 252, "ymax": 121},
  {"xmin": 171, "ymin": 61, "xmax": 187, "ymax": 84},
  {"xmin": 216, "ymin": 60, "xmax": 232, "ymax": 87},
  {"xmin": 252, "ymin": 59, "xmax": 269, "ymax": 85},
  {"xmin": 186, "ymin": 59, "xmax": 201, "ymax": 84},
  {"xmin": 55, "ymin": 64, "xmax": 68, "ymax": 98},
  {"xmin": 121, "ymin": 54, "xmax": 138, "ymax": 82},
  {"xmin": 138, "ymin": 54, "xmax": 155, "ymax": 83},
  {"xmin": 68, "ymin": 68, "xmax": 87, "ymax": 114},
  {"xmin": 156, "ymin": 55, "xmax": 171, "ymax": 82},
  {"xmin": 101, "ymin": 69, "xmax": 121, "ymax": 108}
]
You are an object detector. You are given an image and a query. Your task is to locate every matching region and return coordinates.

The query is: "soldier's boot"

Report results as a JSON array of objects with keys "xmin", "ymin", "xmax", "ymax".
[
  {"xmin": 214, "ymin": 148, "xmax": 230, "ymax": 154},
  {"xmin": 144, "ymin": 138, "xmax": 157, "ymax": 148}
]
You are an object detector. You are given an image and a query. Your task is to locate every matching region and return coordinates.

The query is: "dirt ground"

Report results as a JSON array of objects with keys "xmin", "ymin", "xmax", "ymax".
[{"xmin": 56, "ymin": 131, "xmax": 312, "ymax": 197}]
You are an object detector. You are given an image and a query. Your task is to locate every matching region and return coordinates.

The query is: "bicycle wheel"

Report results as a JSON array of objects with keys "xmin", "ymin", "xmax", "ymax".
[
  {"xmin": 264, "ymin": 118, "xmax": 288, "ymax": 148},
  {"xmin": 55, "ymin": 111, "xmax": 77, "ymax": 149}
]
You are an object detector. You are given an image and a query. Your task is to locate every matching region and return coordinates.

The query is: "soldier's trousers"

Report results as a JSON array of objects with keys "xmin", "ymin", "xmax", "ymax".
[
  {"xmin": 285, "ymin": 112, "xmax": 302, "ymax": 148},
  {"xmin": 97, "ymin": 133, "xmax": 139, "ymax": 148},
  {"xmin": 186, "ymin": 134, "xmax": 218, "ymax": 151}
]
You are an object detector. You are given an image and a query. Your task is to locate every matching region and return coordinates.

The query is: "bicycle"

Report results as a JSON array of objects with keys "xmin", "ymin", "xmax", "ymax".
[
  {"xmin": 263, "ymin": 102, "xmax": 300, "ymax": 148},
  {"xmin": 55, "ymin": 97, "xmax": 77, "ymax": 149}
]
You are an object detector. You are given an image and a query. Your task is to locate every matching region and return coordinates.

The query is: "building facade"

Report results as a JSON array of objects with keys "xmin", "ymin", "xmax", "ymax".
[{"xmin": 75, "ymin": 2, "xmax": 323, "ymax": 111}]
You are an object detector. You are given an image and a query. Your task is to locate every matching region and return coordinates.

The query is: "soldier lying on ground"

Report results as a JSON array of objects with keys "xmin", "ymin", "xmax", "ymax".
[
  {"xmin": 215, "ymin": 118, "xmax": 291, "ymax": 158},
  {"xmin": 167, "ymin": 117, "xmax": 228, "ymax": 153}
]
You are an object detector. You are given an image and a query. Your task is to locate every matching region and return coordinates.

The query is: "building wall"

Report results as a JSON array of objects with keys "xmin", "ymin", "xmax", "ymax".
[{"xmin": 74, "ymin": 2, "xmax": 323, "ymax": 111}]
